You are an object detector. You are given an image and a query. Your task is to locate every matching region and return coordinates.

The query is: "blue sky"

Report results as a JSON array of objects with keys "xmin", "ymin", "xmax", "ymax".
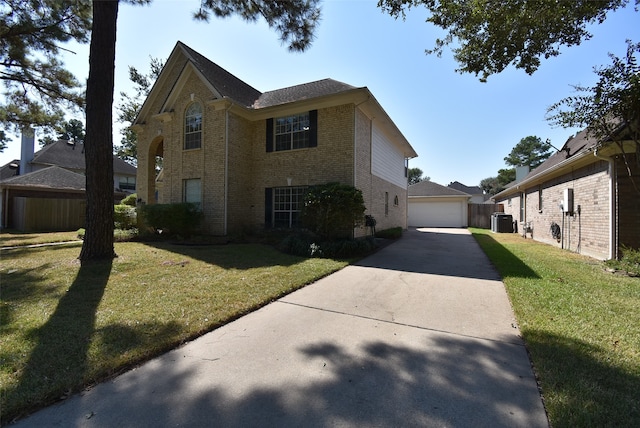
[{"xmin": 2, "ymin": 0, "xmax": 639, "ymax": 187}]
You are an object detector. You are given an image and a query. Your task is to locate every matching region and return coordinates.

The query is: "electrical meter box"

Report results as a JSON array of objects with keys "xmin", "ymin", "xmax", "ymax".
[{"xmin": 563, "ymin": 188, "xmax": 574, "ymax": 213}]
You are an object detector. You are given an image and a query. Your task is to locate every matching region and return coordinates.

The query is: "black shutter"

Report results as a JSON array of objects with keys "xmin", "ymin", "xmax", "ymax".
[
  {"xmin": 309, "ymin": 110, "xmax": 318, "ymax": 147},
  {"xmin": 266, "ymin": 118, "xmax": 274, "ymax": 152},
  {"xmin": 265, "ymin": 188, "xmax": 273, "ymax": 227}
]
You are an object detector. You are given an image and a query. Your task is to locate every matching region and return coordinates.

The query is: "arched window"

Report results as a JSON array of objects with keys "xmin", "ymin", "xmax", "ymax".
[{"xmin": 184, "ymin": 102, "xmax": 202, "ymax": 149}]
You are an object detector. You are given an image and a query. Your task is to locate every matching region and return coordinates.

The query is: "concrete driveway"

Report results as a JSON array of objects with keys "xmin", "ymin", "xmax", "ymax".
[{"xmin": 14, "ymin": 228, "xmax": 548, "ymax": 427}]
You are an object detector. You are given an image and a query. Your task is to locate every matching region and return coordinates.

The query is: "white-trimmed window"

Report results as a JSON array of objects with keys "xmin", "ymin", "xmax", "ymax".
[
  {"xmin": 184, "ymin": 102, "xmax": 202, "ymax": 150},
  {"xmin": 273, "ymin": 186, "xmax": 306, "ymax": 228},
  {"xmin": 275, "ymin": 113, "xmax": 310, "ymax": 151},
  {"xmin": 183, "ymin": 178, "xmax": 201, "ymax": 207}
]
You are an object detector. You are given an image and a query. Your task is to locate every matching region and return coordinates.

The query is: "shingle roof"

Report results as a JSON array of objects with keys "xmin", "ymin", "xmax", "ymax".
[
  {"xmin": 519, "ymin": 128, "xmax": 596, "ymax": 182},
  {"xmin": 253, "ymin": 79, "xmax": 357, "ymax": 109},
  {"xmin": 0, "ymin": 160, "xmax": 20, "ymax": 181},
  {"xmin": 0, "ymin": 166, "xmax": 86, "ymax": 191},
  {"xmin": 447, "ymin": 181, "xmax": 483, "ymax": 194},
  {"xmin": 178, "ymin": 42, "xmax": 262, "ymax": 108},
  {"xmin": 409, "ymin": 180, "xmax": 471, "ymax": 197},
  {"xmin": 29, "ymin": 140, "xmax": 136, "ymax": 175}
]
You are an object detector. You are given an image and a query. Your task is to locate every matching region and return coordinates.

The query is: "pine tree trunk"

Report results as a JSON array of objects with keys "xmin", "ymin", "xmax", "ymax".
[{"xmin": 79, "ymin": 0, "xmax": 119, "ymax": 263}]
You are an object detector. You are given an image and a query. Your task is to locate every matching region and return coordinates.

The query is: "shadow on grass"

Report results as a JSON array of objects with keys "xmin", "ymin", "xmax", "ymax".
[
  {"xmin": 140, "ymin": 241, "xmax": 304, "ymax": 270},
  {"xmin": 523, "ymin": 329, "xmax": 640, "ymax": 426},
  {"xmin": 471, "ymin": 230, "xmax": 540, "ymax": 279},
  {"xmin": 3, "ymin": 260, "xmax": 112, "ymax": 424}
]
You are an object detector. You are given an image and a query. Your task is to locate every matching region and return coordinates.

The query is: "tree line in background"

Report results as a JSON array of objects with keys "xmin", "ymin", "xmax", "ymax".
[
  {"xmin": 1, "ymin": 0, "xmax": 637, "ymax": 262},
  {"xmin": 480, "ymin": 135, "xmax": 554, "ymax": 196}
]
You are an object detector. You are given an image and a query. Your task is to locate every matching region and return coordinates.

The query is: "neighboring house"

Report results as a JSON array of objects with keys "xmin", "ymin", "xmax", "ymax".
[
  {"xmin": 492, "ymin": 126, "xmax": 639, "ymax": 260},
  {"xmin": 447, "ymin": 181, "xmax": 487, "ymax": 203},
  {"xmin": 408, "ymin": 180, "xmax": 471, "ymax": 227},
  {"xmin": 133, "ymin": 41, "xmax": 418, "ymax": 236},
  {"xmin": 0, "ymin": 135, "xmax": 135, "ymax": 231}
]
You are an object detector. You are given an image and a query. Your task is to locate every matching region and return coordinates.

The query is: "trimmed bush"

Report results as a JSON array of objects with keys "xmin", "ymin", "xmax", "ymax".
[
  {"xmin": 120, "ymin": 193, "xmax": 137, "ymax": 207},
  {"xmin": 139, "ymin": 203, "xmax": 203, "ymax": 237},
  {"xmin": 376, "ymin": 227, "xmax": 403, "ymax": 240},
  {"xmin": 114, "ymin": 204, "xmax": 137, "ymax": 230},
  {"xmin": 301, "ymin": 182, "xmax": 366, "ymax": 241},
  {"xmin": 277, "ymin": 232, "xmax": 377, "ymax": 259}
]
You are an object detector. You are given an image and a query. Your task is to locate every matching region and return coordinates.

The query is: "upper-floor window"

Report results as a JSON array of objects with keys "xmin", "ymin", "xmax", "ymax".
[
  {"xmin": 266, "ymin": 110, "xmax": 317, "ymax": 152},
  {"xmin": 184, "ymin": 102, "xmax": 202, "ymax": 150}
]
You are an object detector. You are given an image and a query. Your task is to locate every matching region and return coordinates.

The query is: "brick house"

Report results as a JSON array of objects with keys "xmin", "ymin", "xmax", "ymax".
[
  {"xmin": 492, "ymin": 126, "xmax": 639, "ymax": 260},
  {"xmin": 133, "ymin": 42, "xmax": 418, "ymax": 236}
]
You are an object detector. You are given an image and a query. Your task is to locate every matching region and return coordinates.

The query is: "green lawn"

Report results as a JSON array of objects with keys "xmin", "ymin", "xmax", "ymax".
[
  {"xmin": 0, "ymin": 239, "xmax": 347, "ymax": 424},
  {"xmin": 471, "ymin": 228, "xmax": 640, "ymax": 428},
  {"xmin": 2, "ymin": 230, "xmax": 638, "ymax": 426}
]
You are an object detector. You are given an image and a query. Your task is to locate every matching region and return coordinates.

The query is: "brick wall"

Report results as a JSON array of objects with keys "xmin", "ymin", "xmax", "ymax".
[
  {"xmin": 497, "ymin": 160, "xmax": 612, "ymax": 260},
  {"xmin": 136, "ymin": 72, "xmax": 411, "ymax": 238}
]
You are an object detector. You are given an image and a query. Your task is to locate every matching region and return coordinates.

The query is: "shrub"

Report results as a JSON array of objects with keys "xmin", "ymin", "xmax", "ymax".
[
  {"xmin": 277, "ymin": 232, "xmax": 377, "ymax": 259},
  {"xmin": 376, "ymin": 227, "xmax": 403, "ymax": 240},
  {"xmin": 114, "ymin": 204, "xmax": 137, "ymax": 230},
  {"xmin": 605, "ymin": 246, "xmax": 640, "ymax": 276},
  {"xmin": 139, "ymin": 203, "xmax": 203, "ymax": 237},
  {"xmin": 77, "ymin": 227, "xmax": 137, "ymax": 242},
  {"xmin": 120, "ymin": 193, "xmax": 137, "ymax": 207},
  {"xmin": 301, "ymin": 182, "xmax": 366, "ymax": 241}
]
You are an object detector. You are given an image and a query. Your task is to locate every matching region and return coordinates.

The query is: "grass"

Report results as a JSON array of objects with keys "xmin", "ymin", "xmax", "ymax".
[
  {"xmin": 0, "ymin": 239, "xmax": 347, "ymax": 424},
  {"xmin": 470, "ymin": 228, "xmax": 640, "ymax": 428},
  {"xmin": 0, "ymin": 230, "xmax": 80, "ymax": 248}
]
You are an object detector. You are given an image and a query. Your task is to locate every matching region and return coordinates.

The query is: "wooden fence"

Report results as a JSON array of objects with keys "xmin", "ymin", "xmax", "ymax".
[
  {"xmin": 468, "ymin": 203, "xmax": 503, "ymax": 229},
  {"xmin": 13, "ymin": 197, "xmax": 85, "ymax": 231}
]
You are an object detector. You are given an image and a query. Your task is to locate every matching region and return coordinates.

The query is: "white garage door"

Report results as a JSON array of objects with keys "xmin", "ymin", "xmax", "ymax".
[{"xmin": 408, "ymin": 201, "xmax": 465, "ymax": 227}]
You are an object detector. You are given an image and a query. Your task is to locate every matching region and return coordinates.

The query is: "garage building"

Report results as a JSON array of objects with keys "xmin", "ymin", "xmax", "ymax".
[{"xmin": 408, "ymin": 180, "xmax": 471, "ymax": 228}]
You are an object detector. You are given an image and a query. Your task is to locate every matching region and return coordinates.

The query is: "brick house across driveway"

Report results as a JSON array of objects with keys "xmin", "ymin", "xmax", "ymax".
[
  {"xmin": 133, "ymin": 42, "xmax": 418, "ymax": 236},
  {"xmin": 492, "ymin": 126, "xmax": 639, "ymax": 260}
]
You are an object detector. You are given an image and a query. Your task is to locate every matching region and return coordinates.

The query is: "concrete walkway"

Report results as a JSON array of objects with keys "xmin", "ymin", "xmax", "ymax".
[{"xmin": 14, "ymin": 228, "xmax": 548, "ymax": 427}]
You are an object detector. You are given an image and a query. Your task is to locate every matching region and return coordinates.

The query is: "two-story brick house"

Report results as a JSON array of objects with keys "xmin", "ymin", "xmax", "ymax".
[
  {"xmin": 492, "ymin": 125, "xmax": 639, "ymax": 260},
  {"xmin": 133, "ymin": 42, "xmax": 418, "ymax": 237}
]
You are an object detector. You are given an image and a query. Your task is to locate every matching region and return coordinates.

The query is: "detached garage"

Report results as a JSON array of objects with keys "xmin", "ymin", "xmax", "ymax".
[{"xmin": 408, "ymin": 180, "xmax": 471, "ymax": 227}]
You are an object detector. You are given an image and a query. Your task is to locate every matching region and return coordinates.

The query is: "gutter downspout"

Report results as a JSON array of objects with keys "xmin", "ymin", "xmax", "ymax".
[
  {"xmin": 224, "ymin": 108, "xmax": 229, "ymax": 236},
  {"xmin": 594, "ymin": 148, "xmax": 616, "ymax": 259}
]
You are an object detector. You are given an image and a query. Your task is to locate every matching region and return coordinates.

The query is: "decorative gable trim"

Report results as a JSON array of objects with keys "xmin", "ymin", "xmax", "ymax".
[{"xmin": 161, "ymin": 62, "xmax": 220, "ymax": 113}]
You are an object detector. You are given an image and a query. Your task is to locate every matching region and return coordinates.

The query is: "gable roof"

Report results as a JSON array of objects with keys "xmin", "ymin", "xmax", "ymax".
[
  {"xmin": 27, "ymin": 140, "xmax": 136, "ymax": 175},
  {"xmin": 134, "ymin": 42, "xmax": 418, "ymax": 160},
  {"xmin": 0, "ymin": 166, "xmax": 86, "ymax": 191},
  {"xmin": 0, "ymin": 160, "xmax": 20, "ymax": 181},
  {"xmin": 448, "ymin": 181, "xmax": 483, "ymax": 194},
  {"xmin": 253, "ymin": 79, "xmax": 356, "ymax": 109},
  {"xmin": 409, "ymin": 180, "xmax": 470, "ymax": 197},
  {"xmin": 177, "ymin": 42, "xmax": 262, "ymax": 107}
]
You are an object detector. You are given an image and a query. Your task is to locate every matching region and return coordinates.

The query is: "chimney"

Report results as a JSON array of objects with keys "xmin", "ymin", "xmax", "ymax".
[
  {"xmin": 20, "ymin": 127, "xmax": 35, "ymax": 175},
  {"xmin": 515, "ymin": 165, "xmax": 530, "ymax": 182}
]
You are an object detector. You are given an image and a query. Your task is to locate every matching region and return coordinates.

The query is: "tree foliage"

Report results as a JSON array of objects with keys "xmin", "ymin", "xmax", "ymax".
[
  {"xmin": 301, "ymin": 182, "xmax": 366, "ymax": 241},
  {"xmin": 0, "ymin": 0, "xmax": 91, "ymax": 132},
  {"xmin": 547, "ymin": 39, "xmax": 640, "ymax": 191},
  {"xmin": 480, "ymin": 167, "xmax": 516, "ymax": 196},
  {"xmin": 195, "ymin": 0, "xmax": 321, "ymax": 52},
  {"xmin": 504, "ymin": 135, "xmax": 553, "ymax": 169},
  {"xmin": 378, "ymin": 0, "xmax": 636, "ymax": 81},
  {"xmin": 408, "ymin": 167, "xmax": 424, "ymax": 185},
  {"xmin": 115, "ymin": 57, "xmax": 164, "ymax": 165}
]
